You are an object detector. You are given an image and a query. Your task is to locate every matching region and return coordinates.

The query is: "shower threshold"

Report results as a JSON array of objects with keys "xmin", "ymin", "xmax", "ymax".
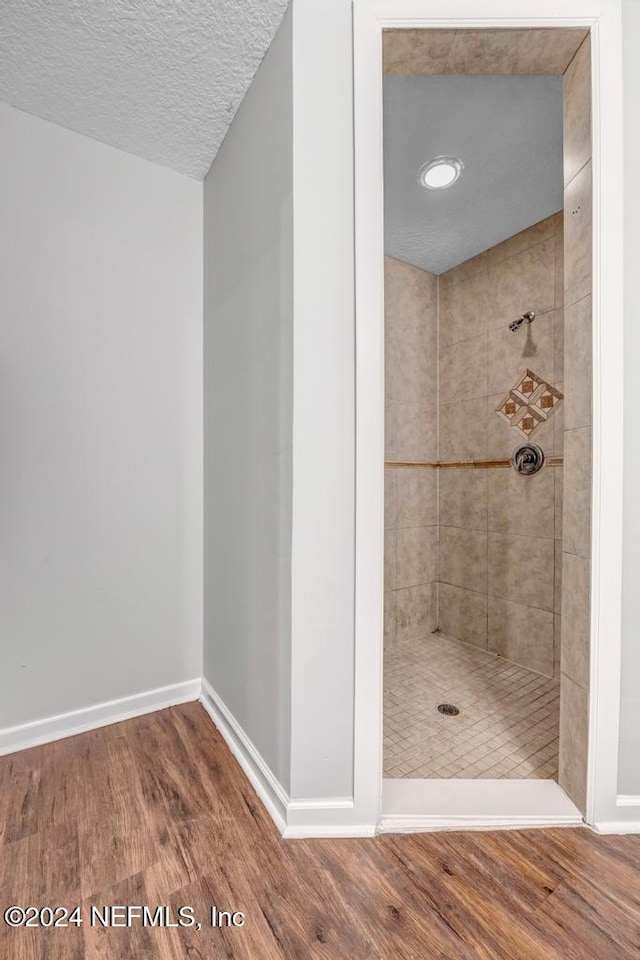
[{"xmin": 381, "ymin": 632, "xmax": 581, "ymax": 832}]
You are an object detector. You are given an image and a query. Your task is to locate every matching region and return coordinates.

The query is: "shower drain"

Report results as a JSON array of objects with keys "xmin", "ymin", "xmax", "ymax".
[{"xmin": 437, "ymin": 703, "xmax": 460, "ymax": 716}]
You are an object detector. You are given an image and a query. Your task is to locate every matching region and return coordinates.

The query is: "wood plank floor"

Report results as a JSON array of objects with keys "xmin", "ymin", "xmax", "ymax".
[{"xmin": 1, "ymin": 702, "xmax": 639, "ymax": 959}]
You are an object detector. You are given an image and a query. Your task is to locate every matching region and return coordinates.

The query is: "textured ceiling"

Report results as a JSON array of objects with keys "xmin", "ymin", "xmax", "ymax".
[
  {"xmin": 0, "ymin": 0, "xmax": 289, "ymax": 179},
  {"xmin": 384, "ymin": 75, "xmax": 564, "ymax": 274}
]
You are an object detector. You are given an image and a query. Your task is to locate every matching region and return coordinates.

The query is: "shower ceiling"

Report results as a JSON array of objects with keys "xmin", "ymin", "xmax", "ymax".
[{"xmin": 383, "ymin": 74, "xmax": 564, "ymax": 274}]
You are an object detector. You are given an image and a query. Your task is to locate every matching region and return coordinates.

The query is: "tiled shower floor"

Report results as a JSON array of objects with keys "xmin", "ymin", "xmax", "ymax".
[{"xmin": 384, "ymin": 632, "xmax": 559, "ymax": 780}]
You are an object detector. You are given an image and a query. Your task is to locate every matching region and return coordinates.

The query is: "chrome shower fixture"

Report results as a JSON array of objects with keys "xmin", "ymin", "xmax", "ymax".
[{"xmin": 509, "ymin": 310, "xmax": 536, "ymax": 333}]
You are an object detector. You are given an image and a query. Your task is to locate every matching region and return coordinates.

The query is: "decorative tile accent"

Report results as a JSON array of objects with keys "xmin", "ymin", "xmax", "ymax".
[
  {"xmin": 496, "ymin": 368, "xmax": 563, "ymax": 439},
  {"xmin": 384, "ymin": 632, "xmax": 559, "ymax": 780}
]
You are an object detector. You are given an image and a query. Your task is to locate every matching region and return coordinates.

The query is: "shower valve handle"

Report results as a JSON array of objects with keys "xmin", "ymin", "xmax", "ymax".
[{"xmin": 511, "ymin": 443, "xmax": 545, "ymax": 476}]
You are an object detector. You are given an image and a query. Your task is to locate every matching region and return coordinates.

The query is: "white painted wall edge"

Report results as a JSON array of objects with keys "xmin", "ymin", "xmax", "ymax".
[{"xmin": 0, "ymin": 679, "xmax": 202, "ymax": 756}]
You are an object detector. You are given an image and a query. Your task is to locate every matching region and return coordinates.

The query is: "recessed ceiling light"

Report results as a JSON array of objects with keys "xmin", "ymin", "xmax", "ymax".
[{"xmin": 418, "ymin": 156, "xmax": 464, "ymax": 190}]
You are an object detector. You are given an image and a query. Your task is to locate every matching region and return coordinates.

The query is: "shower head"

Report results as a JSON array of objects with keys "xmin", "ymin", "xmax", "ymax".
[{"xmin": 509, "ymin": 311, "xmax": 536, "ymax": 333}]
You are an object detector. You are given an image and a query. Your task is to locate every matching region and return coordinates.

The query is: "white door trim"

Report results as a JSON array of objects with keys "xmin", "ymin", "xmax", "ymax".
[{"xmin": 352, "ymin": 0, "xmax": 625, "ymax": 832}]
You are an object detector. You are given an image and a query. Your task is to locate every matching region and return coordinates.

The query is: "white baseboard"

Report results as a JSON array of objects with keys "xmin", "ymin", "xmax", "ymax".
[
  {"xmin": 282, "ymin": 823, "xmax": 376, "ymax": 838},
  {"xmin": 4, "ymin": 678, "xmax": 592, "ymax": 839},
  {"xmin": 0, "ymin": 678, "xmax": 201, "ymax": 756},
  {"xmin": 283, "ymin": 795, "xmax": 375, "ymax": 838},
  {"xmin": 616, "ymin": 794, "xmax": 640, "ymax": 806},
  {"xmin": 592, "ymin": 796, "xmax": 640, "ymax": 834},
  {"xmin": 199, "ymin": 677, "xmax": 288, "ymax": 832},
  {"xmin": 594, "ymin": 819, "xmax": 640, "ymax": 834},
  {"xmin": 199, "ymin": 677, "xmax": 375, "ymax": 838}
]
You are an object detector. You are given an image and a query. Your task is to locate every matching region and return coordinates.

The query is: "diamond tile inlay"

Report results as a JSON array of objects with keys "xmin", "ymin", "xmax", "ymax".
[{"xmin": 496, "ymin": 368, "xmax": 563, "ymax": 439}]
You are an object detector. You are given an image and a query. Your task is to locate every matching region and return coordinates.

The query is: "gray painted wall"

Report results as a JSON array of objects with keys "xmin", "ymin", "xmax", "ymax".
[
  {"xmin": 0, "ymin": 103, "xmax": 203, "ymax": 728},
  {"xmin": 619, "ymin": 0, "xmax": 640, "ymax": 797},
  {"xmin": 203, "ymin": 6, "xmax": 293, "ymax": 791}
]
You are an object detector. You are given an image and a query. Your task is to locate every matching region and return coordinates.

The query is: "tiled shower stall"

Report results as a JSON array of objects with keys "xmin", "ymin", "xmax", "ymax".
[
  {"xmin": 383, "ymin": 33, "xmax": 592, "ymax": 806},
  {"xmin": 384, "ymin": 214, "xmax": 565, "ymax": 780},
  {"xmin": 385, "ymin": 211, "xmax": 564, "ymax": 675}
]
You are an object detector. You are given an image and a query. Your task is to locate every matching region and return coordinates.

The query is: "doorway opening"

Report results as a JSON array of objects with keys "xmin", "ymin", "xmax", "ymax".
[{"xmin": 357, "ymin": 20, "xmax": 598, "ymax": 829}]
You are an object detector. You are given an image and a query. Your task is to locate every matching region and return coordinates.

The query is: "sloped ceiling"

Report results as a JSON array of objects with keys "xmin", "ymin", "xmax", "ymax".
[
  {"xmin": 384, "ymin": 75, "xmax": 564, "ymax": 274},
  {"xmin": 0, "ymin": 0, "xmax": 289, "ymax": 179}
]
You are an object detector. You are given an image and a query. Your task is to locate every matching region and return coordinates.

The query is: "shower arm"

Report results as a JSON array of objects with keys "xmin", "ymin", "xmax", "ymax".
[{"xmin": 509, "ymin": 310, "xmax": 536, "ymax": 333}]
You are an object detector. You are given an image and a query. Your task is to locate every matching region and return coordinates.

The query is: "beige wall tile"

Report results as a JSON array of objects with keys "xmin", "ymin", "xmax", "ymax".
[
  {"xmin": 397, "ymin": 468, "xmax": 437, "ymax": 527},
  {"xmin": 561, "ymin": 552, "xmax": 591, "ymax": 689},
  {"xmin": 564, "ymin": 295, "xmax": 592, "ymax": 431},
  {"xmin": 555, "ymin": 220, "xmax": 565, "ymax": 309},
  {"xmin": 554, "ymin": 307, "xmax": 565, "ymax": 384},
  {"xmin": 440, "ymin": 333, "xmax": 488, "ymax": 404},
  {"xmin": 440, "ymin": 251, "xmax": 487, "ymax": 288},
  {"xmin": 395, "ymin": 400, "xmax": 437, "ymax": 461},
  {"xmin": 555, "ymin": 466, "xmax": 564, "ymax": 542},
  {"xmin": 440, "ymin": 399, "xmax": 488, "ymax": 461},
  {"xmin": 397, "ymin": 525, "xmax": 437, "ymax": 588},
  {"xmin": 385, "ymin": 528, "xmax": 397, "ymax": 591},
  {"xmin": 385, "ymin": 400, "xmax": 396, "ymax": 459},
  {"xmin": 383, "ymin": 29, "xmax": 455, "ymax": 76},
  {"xmin": 438, "ymin": 269, "xmax": 491, "ymax": 347},
  {"xmin": 563, "ymin": 426, "xmax": 591, "ymax": 559},
  {"xmin": 384, "ymin": 590, "xmax": 396, "ymax": 648},
  {"xmin": 486, "ymin": 213, "xmax": 557, "ymax": 268},
  {"xmin": 396, "ymin": 583, "xmax": 437, "ymax": 642},
  {"xmin": 488, "ymin": 467, "xmax": 555, "ymax": 539},
  {"xmin": 384, "ymin": 256, "xmax": 438, "ymax": 336},
  {"xmin": 563, "ymin": 37, "xmax": 592, "ymax": 187},
  {"xmin": 551, "ymin": 384, "xmax": 565, "ymax": 458},
  {"xmin": 487, "ymin": 394, "xmax": 521, "ymax": 460},
  {"xmin": 554, "ymin": 538, "xmax": 563, "ymax": 615},
  {"xmin": 564, "ymin": 161, "xmax": 592, "ymax": 308},
  {"xmin": 385, "ymin": 256, "xmax": 438, "ymax": 651},
  {"xmin": 440, "ymin": 526, "xmax": 488, "ymax": 594},
  {"xmin": 384, "ymin": 167, "xmax": 589, "ymax": 701},
  {"xmin": 445, "ymin": 29, "xmax": 588, "ymax": 75},
  {"xmin": 486, "ymin": 238, "xmax": 556, "ymax": 334},
  {"xmin": 383, "ymin": 28, "xmax": 588, "ymax": 76},
  {"xmin": 554, "ymin": 614, "xmax": 562, "ymax": 679},
  {"xmin": 486, "ymin": 308, "xmax": 555, "ymax": 399},
  {"xmin": 445, "ymin": 30, "xmax": 521, "ymax": 73},
  {"xmin": 488, "ymin": 533, "xmax": 554, "ymax": 610},
  {"xmin": 384, "ymin": 257, "xmax": 438, "ymax": 406},
  {"xmin": 386, "ymin": 329, "xmax": 437, "ymax": 403},
  {"xmin": 488, "ymin": 598, "xmax": 555, "ymax": 677},
  {"xmin": 505, "ymin": 29, "xmax": 589, "ymax": 75},
  {"xmin": 559, "ymin": 672, "xmax": 589, "ymax": 812},
  {"xmin": 385, "ymin": 467, "xmax": 397, "ymax": 530},
  {"xmin": 439, "ymin": 469, "xmax": 488, "ymax": 531},
  {"xmin": 438, "ymin": 582, "xmax": 488, "ymax": 648}
]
